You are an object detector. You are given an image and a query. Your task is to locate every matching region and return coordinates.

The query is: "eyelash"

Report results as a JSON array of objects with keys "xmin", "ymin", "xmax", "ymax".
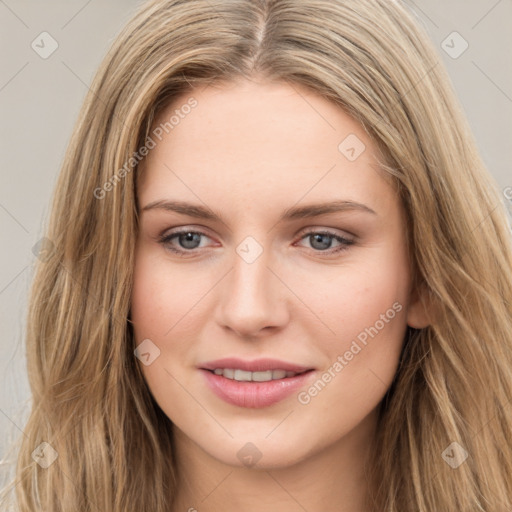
[{"xmin": 157, "ymin": 228, "xmax": 355, "ymax": 257}]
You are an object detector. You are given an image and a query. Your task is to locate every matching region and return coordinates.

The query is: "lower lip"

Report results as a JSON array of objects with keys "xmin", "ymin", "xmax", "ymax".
[{"xmin": 200, "ymin": 369, "xmax": 315, "ymax": 408}]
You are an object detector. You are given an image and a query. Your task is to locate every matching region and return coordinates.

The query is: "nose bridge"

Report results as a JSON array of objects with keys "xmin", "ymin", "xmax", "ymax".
[
  {"xmin": 232, "ymin": 245, "xmax": 270, "ymax": 299},
  {"xmin": 216, "ymin": 236, "xmax": 287, "ymax": 335}
]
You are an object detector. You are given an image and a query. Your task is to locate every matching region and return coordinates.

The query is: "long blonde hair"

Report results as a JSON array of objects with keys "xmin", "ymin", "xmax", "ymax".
[{"xmin": 2, "ymin": 0, "xmax": 512, "ymax": 510}]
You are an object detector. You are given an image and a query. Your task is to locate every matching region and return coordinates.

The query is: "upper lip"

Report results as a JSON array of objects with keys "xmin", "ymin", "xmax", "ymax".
[{"xmin": 199, "ymin": 357, "xmax": 314, "ymax": 373}]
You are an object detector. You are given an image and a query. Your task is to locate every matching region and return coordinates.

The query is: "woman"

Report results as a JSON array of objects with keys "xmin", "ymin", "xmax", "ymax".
[{"xmin": 2, "ymin": 0, "xmax": 512, "ymax": 510}]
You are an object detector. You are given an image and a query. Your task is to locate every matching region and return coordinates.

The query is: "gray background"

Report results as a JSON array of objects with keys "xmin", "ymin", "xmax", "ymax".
[{"xmin": 1, "ymin": 0, "xmax": 511, "ymax": 464}]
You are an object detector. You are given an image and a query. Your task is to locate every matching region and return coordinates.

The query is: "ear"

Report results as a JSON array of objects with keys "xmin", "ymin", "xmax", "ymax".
[{"xmin": 406, "ymin": 281, "xmax": 432, "ymax": 329}]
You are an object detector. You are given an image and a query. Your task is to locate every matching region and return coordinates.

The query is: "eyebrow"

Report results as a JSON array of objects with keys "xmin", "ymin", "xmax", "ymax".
[{"xmin": 141, "ymin": 199, "xmax": 377, "ymax": 222}]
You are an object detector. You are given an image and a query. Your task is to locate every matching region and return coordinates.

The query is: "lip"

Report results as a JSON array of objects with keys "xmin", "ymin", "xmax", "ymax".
[
  {"xmin": 199, "ymin": 357, "xmax": 313, "ymax": 373},
  {"xmin": 198, "ymin": 358, "xmax": 316, "ymax": 409}
]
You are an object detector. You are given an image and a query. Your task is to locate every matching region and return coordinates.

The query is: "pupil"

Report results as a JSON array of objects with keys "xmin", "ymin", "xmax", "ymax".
[{"xmin": 180, "ymin": 232, "xmax": 200, "ymax": 249}]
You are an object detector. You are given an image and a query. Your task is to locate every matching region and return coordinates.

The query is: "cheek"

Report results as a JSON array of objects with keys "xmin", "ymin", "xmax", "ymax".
[
  {"xmin": 131, "ymin": 254, "xmax": 170, "ymax": 341},
  {"xmin": 337, "ymin": 265, "xmax": 407, "ymax": 339},
  {"xmin": 296, "ymin": 244, "xmax": 409, "ymax": 342},
  {"xmin": 131, "ymin": 248, "xmax": 206, "ymax": 341},
  {"xmin": 130, "ymin": 250, "xmax": 206, "ymax": 414},
  {"xmin": 293, "ymin": 275, "xmax": 408, "ymax": 435},
  {"xmin": 297, "ymin": 241, "xmax": 410, "ymax": 390}
]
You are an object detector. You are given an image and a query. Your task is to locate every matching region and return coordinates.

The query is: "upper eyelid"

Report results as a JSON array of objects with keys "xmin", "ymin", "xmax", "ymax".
[
  {"xmin": 160, "ymin": 225, "xmax": 355, "ymax": 239},
  {"xmin": 160, "ymin": 226, "xmax": 216, "ymax": 241}
]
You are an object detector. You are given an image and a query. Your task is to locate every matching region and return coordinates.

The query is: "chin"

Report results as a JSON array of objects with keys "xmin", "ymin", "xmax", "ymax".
[{"xmin": 202, "ymin": 434, "xmax": 312, "ymax": 470}]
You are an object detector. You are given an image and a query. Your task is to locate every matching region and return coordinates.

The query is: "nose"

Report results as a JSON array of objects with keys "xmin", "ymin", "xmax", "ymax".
[{"xmin": 214, "ymin": 245, "xmax": 290, "ymax": 338}]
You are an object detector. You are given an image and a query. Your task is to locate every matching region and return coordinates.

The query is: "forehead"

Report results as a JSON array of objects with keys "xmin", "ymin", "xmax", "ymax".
[{"xmin": 138, "ymin": 79, "xmax": 397, "ymax": 218}]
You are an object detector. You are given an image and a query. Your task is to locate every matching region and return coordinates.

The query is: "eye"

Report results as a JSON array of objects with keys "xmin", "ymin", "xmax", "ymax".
[
  {"xmin": 158, "ymin": 229, "xmax": 213, "ymax": 256},
  {"xmin": 296, "ymin": 230, "xmax": 354, "ymax": 255},
  {"xmin": 157, "ymin": 228, "xmax": 355, "ymax": 257}
]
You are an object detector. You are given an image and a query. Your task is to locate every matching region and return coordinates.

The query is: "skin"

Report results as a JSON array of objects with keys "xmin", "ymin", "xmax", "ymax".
[{"xmin": 131, "ymin": 77, "xmax": 429, "ymax": 512}]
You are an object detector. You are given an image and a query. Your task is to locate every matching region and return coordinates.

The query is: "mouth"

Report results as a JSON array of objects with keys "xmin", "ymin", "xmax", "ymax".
[
  {"xmin": 199, "ymin": 357, "xmax": 314, "ymax": 374},
  {"xmin": 198, "ymin": 358, "xmax": 316, "ymax": 408},
  {"xmin": 203, "ymin": 367, "xmax": 311, "ymax": 381}
]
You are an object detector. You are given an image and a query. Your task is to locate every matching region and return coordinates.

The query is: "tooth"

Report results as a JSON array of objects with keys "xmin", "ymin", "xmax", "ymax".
[
  {"xmin": 251, "ymin": 370, "xmax": 273, "ymax": 382},
  {"xmin": 234, "ymin": 369, "xmax": 252, "ymax": 381},
  {"xmin": 213, "ymin": 368, "xmax": 299, "ymax": 381},
  {"xmin": 223, "ymin": 368, "xmax": 235, "ymax": 379},
  {"xmin": 272, "ymin": 369, "xmax": 287, "ymax": 380}
]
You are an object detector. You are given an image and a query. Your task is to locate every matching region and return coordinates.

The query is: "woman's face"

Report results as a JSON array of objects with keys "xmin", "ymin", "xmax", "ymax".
[{"xmin": 131, "ymin": 78, "xmax": 428, "ymax": 469}]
